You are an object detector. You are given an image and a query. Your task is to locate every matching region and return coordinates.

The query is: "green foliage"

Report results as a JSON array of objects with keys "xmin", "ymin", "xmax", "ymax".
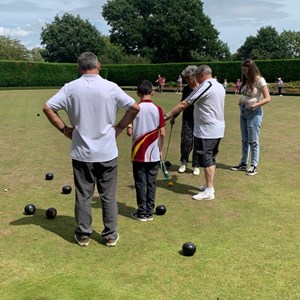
[
  {"xmin": 0, "ymin": 35, "xmax": 29, "ymax": 60},
  {"xmin": 103, "ymin": 63, "xmax": 188, "ymax": 86},
  {"xmin": 235, "ymin": 26, "xmax": 300, "ymax": 60},
  {"xmin": 102, "ymin": 0, "xmax": 230, "ymax": 63},
  {"xmin": 280, "ymin": 30, "xmax": 300, "ymax": 58},
  {"xmin": 100, "ymin": 36, "xmax": 150, "ymax": 64},
  {"xmin": 40, "ymin": 13, "xmax": 105, "ymax": 63},
  {"xmin": 0, "ymin": 60, "xmax": 107, "ymax": 87},
  {"xmin": 254, "ymin": 59, "xmax": 300, "ymax": 83},
  {"xmin": 103, "ymin": 59, "xmax": 300, "ymax": 86},
  {"xmin": 28, "ymin": 47, "xmax": 44, "ymax": 62},
  {"xmin": 0, "ymin": 61, "xmax": 78, "ymax": 87},
  {"xmin": 1, "ymin": 59, "xmax": 300, "ymax": 88}
]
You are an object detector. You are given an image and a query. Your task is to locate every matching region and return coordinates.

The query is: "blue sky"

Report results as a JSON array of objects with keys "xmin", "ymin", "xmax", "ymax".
[{"xmin": 0, "ymin": 0, "xmax": 299, "ymax": 53}]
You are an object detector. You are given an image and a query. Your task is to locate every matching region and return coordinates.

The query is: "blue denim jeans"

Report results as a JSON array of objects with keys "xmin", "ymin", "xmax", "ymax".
[{"xmin": 240, "ymin": 104, "xmax": 263, "ymax": 167}]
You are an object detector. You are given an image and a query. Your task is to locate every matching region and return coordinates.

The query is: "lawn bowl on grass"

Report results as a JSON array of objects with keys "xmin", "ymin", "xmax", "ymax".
[
  {"xmin": 62, "ymin": 185, "xmax": 72, "ymax": 194},
  {"xmin": 46, "ymin": 207, "xmax": 57, "ymax": 219},
  {"xmin": 45, "ymin": 172, "xmax": 54, "ymax": 180},
  {"xmin": 24, "ymin": 204, "xmax": 36, "ymax": 215},
  {"xmin": 155, "ymin": 204, "xmax": 167, "ymax": 215},
  {"xmin": 182, "ymin": 242, "xmax": 196, "ymax": 256},
  {"xmin": 165, "ymin": 160, "xmax": 172, "ymax": 168}
]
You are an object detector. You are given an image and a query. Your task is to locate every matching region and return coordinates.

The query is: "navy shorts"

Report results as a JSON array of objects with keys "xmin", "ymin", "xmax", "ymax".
[{"xmin": 194, "ymin": 137, "xmax": 221, "ymax": 168}]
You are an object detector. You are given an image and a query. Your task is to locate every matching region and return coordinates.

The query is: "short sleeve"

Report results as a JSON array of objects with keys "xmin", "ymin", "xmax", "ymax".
[{"xmin": 257, "ymin": 77, "xmax": 267, "ymax": 89}]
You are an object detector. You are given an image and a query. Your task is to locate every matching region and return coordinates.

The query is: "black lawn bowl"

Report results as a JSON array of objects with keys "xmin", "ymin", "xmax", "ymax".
[
  {"xmin": 24, "ymin": 204, "xmax": 36, "ymax": 215},
  {"xmin": 182, "ymin": 242, "xmax": 196, "ymax": 257},
  {"xmin": 165, "ymin": 160, "xmax": 172, "ymax": 168},
  {"xmin": 37, "ymin": 113, "xmax": 40, "ymax": 117},
  {"xmin": 155, "ymin": 204, "xmax": 167, "ymax": 216},
  {"xmin": 45, "ymin": 173, "xmax": 54, "ymax": 180},
  {"xmin": 46, "ymin": 207, "xmax": 57, "ymax": 219},
  {"xmin": 62, "ymin": 185, "xmax": 72, "ymax": 194}
]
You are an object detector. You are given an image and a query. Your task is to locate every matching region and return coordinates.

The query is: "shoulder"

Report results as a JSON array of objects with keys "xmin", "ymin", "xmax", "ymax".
[{"xmin": 257, "ymin": 76, "xmax": 267, "ymax": 87}]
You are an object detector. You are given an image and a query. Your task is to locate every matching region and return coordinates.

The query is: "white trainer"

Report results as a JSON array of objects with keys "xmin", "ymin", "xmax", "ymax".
[
  {"xmin": 178, "ymin": 164, "xmax": 186, "ymax": 173},
  {"xmin": 192, "ymin": 190, "xmax": 215, "ymax": 200},
  {"xmin": 193, "ymin": 168, "xmax": 200, "ymax": 176},
  {"xmin": 199, "ymin": 186, "xmax": 215, "ymax": 193}
]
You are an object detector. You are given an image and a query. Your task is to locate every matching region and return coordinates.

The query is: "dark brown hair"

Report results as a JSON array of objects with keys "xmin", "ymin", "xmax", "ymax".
[{"xmin": 241, "ymin": 59, "xmax": 261, "ymax": 92}]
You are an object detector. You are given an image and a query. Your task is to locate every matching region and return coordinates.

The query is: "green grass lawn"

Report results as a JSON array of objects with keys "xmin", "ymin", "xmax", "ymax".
[{"xmin": 0, "ymin": 89, "xmax": 299, "ymax": 299}]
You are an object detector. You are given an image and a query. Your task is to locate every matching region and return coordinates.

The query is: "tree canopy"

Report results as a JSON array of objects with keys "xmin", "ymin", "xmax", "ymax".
[
  {"xmin": 40, "ymin": 13, "xmax": 105, "ymax": 63},
  {"xmin": 102, "ymin": 0, "xmax": 230, "ymax": 63},
  {"xmin": 0, "ymin": 35, "xmax": 29, "ymax": 60},
  {"xmin": 280, "ymin": 30, "xmax": 300, "ymax": 58},
  {"xmin": 235, "ymin": 26, "xmax": 300, "ymax": 60}
]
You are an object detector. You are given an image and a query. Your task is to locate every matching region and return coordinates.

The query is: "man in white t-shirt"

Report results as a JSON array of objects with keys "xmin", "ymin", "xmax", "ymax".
[
  {"xmin": 43, "ymin": 52, "xmax": 140, "ymax": 247},
  {"xmin": 165, "ymin": 65, "xmax": 225, "ymax": 200}
]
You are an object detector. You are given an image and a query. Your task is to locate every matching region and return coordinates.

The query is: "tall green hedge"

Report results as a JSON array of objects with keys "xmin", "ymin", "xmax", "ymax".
[
  {"xmin": 0, "ymin": 61, "xmax": 107, "ymax": 87},
  {"xmin": 104, "ymin": 59, "xmax": 300, "ymax": 85},
  {"xmin": 0, "ymin": 59, "xmax": 299, "ymax": 88}
]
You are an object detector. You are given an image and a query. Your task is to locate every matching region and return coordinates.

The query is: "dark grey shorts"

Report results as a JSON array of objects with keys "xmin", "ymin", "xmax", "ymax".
[{"xmin": 194, "ymin": 137, "xmax": 221, "ymax": 168}]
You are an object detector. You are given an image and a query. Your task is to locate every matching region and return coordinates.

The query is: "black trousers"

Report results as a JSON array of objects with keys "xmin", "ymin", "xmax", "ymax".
[
  {"xmin": 132, "ymin": 161, "xmax": 159, "ymax": 216},
  {"xmin": 180, "ymin": 118, "xmax": 200, "ymax": 167}
]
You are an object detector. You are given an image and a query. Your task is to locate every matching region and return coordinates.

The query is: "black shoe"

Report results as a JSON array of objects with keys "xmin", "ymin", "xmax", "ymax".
[
  {"xmin": 146, "ymin": 215, "xmax": 154, "ymax": 221},
  {"xmin": 246, "ymin": 165, "xmax": 258, "ymax": 176},
  {"xmin": 230, "ymin": 163, "xmax": 247, "ymax": 171},
  {"xmin": 131, "ymin": 212, "xmax": 148, "ymax": 222}
]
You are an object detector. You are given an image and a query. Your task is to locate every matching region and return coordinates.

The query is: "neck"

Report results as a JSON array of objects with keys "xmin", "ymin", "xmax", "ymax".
[
  {"xmin": 82, "ymin": 69, "xmax": 99, "ymax": 75},
  {"xmin": 140, "ymin": 96, "xmax": 152, "ymax": 101}
]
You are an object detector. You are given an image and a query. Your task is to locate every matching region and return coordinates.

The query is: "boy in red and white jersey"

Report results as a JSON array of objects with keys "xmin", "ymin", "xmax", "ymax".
[{"xmin": 127, "ymin": 80, "xmax": 165, "ymax": 221}]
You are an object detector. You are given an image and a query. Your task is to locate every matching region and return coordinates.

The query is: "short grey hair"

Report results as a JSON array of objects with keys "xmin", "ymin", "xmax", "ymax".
[
  {"xmin": 181, "ymin": 65, "xmax": 198, "ymax": 79},
  {"xmin": 195, "ymin": 65, "xmax": 212, "ymax": 76},
  {"xmin": 77, "ymin": 52, "xmax": 99, "ymax": 71}
]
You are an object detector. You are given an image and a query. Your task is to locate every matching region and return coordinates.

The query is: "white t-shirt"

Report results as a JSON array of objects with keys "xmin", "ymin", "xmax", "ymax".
[
  {"xmin": 185, "ymin": 78, "xmax": 225, "ymax": 139},
  {"xmin": 241, "ymin": 76, "xmax": 267, "ymax": 105},
  {"xmin": 46, "ymin": 74, "xmax": 135, "ymax": 162}
]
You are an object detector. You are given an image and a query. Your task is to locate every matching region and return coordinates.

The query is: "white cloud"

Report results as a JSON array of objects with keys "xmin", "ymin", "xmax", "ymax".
[{"xmin": 0, "ymin": 26, "xmax": 33, "ymax": 37}]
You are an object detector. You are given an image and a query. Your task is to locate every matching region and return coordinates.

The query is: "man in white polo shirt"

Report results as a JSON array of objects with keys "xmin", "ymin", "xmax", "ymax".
[
  {"xmin": 43, "ymin": 52, "xmax": 140, "ymax": 247},
  {"xmin": 165, "ymin": 65, "xmax": 225, "ymax": 200}
]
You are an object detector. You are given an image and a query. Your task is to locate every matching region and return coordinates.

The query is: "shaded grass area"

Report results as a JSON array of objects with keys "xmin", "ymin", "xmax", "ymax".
[{"xmin": 0, "ymin": 90, "xmax": 299, "ymax": 299}]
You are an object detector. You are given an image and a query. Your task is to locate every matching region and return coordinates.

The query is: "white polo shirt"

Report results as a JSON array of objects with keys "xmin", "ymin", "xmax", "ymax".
[
  {"xmin": 185, "ymin": 78, "xmax": 225, "ymax": 139},
  {"xmin": 46, "ymin": 74, "xmax": 135, "ymax": 162}
]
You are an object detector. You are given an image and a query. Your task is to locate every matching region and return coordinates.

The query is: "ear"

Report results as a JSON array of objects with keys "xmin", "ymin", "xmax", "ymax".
[{"xmin": 97, "ymin": 62, "xmax": 101, "ymax": 71}]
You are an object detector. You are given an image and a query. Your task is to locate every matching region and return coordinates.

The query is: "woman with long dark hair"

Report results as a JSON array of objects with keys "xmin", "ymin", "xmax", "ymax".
[{"xmin": 231, "ymin": 59, "xmax": 271, "ymax": 175}]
